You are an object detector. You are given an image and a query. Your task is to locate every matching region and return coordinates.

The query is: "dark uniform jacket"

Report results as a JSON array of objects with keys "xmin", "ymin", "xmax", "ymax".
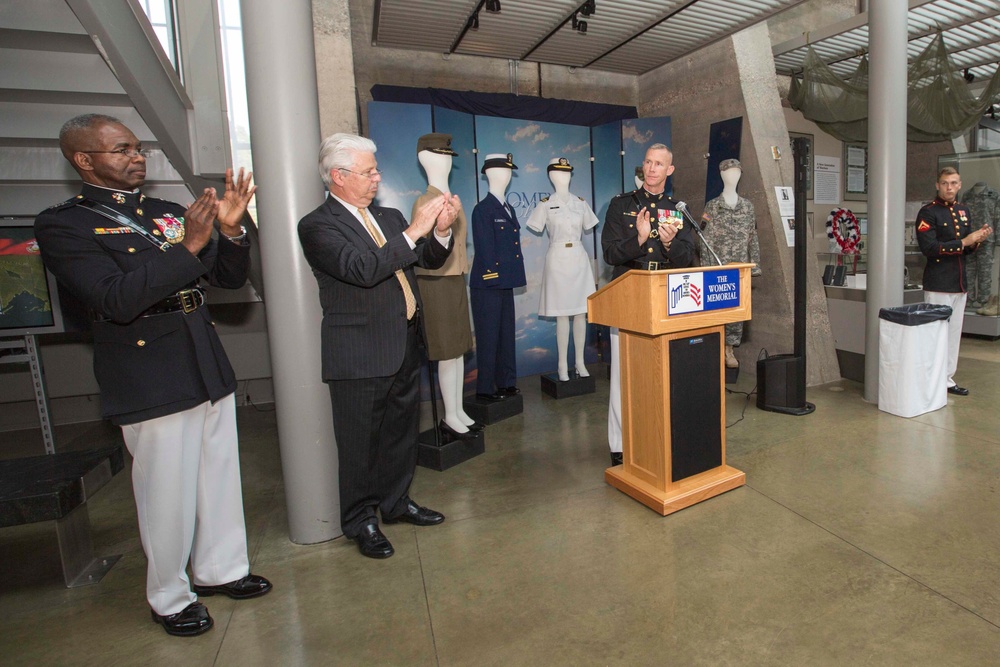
[
  {"xmin": 602, "ymin": 189, "xmax": 697, "ymax": 280},
  {"xmin": 33, "ymin": 183, "xmax": 250, "ymax": 425},
  {"xmin": 468, "ymin": 193, "xmax": 527, "ymax": 289},
  {"xmin": 297, "ymin": 195, "xmax": 452, "ymax": 381},
  {"xmin": 916, "ymin": 197, "xmax": 978, "ymax": 293}
]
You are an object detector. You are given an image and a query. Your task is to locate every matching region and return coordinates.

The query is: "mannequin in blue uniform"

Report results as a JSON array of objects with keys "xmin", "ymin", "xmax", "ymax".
[{"xmin": 469, "ymin": 153, "xmax": 526, "ymax": 401}]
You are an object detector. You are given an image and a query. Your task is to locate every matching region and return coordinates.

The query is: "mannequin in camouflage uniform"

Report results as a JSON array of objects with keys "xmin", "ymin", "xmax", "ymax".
[
  {"xmin": 960, "ymin": 183, "xmax": 999, "ymax": 311},
  {"xmin": 699, "ymin": 159, "xmax": 761, "ymax": 368}
]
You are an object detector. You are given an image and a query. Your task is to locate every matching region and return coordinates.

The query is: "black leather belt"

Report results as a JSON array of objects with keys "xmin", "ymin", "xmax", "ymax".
[
  {"xmin": 147, "ymin": 288, "xmax": 206, "ymax": 315},
  {"xmin": 94, "ymin": 287, "xmax": 205, "ymax": 322},
  {"xmin": 628, "ymin": 260, "xmax": 668, "ymax": 271}
]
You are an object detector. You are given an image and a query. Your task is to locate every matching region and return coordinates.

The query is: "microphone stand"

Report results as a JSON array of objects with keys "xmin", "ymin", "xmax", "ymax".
[{"xmin": 676, "ymin": 201, "xmax": 723, "ymax": 266}]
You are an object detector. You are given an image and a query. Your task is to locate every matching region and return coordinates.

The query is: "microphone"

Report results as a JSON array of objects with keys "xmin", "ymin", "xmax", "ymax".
[{"xmin": 676, "ymin": 201, "xmax": 723, "ymax": 267}]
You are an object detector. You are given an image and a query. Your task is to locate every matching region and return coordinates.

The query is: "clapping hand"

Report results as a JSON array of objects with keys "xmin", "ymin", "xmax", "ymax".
[
  {"xmin": 436, "ymin": 194, "xmax": 461, "ymax": 234},
  {"xmin": 181, "ymin": 189, "xmax": 221, "ymax": 255},
  {"xmin": 636, "ymin": 207, "xmax": 652, "ymax": 244},
  {"xmin": 405, "ymin": 194, "xmax": 448, "ymax": 242},
  {"xmin": 217, "ymin": 168, "xmax": 256, "ymax": 236},
  {"xmin": 658, "ymin": 219, "xmax": 679, "ymax": 248}
]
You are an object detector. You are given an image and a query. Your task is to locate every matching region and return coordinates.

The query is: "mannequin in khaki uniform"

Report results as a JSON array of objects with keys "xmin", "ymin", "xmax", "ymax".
[{"xmin": 413, "ymin": 134, "xmax": 481, "ymax": 439}]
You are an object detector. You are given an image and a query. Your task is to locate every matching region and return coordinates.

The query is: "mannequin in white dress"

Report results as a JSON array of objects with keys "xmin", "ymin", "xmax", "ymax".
[{"xmin": 527, "ymin": 158, "xmax": 599, "ymax": 381}]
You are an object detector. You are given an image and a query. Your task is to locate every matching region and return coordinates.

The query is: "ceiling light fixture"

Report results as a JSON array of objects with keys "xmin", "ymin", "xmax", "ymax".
[
  {"xmin": 571, "ymin": 13, "xmax": 587, "ymax": 35},
  {"xmin": 580, "ymin": 0, "xmax": 596, "ymax": 17},
  {"xmin": 468, "ymin": 11, "xmax": 479, "ymax": 30},
  {"xmin": 963, "ymin": 68, "xmax": 975, "ymax": 83},
  {"xmin": 485, "ymin": 0, "xmax": 501, "ymax": 13}
]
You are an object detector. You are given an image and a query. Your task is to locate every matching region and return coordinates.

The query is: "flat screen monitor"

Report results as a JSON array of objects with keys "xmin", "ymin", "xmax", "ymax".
[{"xmin": 0, "ymin": 218, "xmax": 66, "ymax": 337}]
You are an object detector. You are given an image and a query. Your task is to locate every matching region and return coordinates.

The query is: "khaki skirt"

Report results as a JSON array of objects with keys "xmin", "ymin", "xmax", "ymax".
[{"xmin": 417, "ymin": 274, "xmax": 474, "ymax": 360}]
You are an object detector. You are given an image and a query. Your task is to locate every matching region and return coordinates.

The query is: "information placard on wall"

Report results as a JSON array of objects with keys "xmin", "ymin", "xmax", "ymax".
[{"xmin": 814, "ymin": 155, "xmax": 841, "ymax": 205}]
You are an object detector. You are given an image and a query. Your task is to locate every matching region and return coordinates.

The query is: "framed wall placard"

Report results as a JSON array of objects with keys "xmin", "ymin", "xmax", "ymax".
[
  {"xmin": 844, "ymin": 142, "xmax": 868, "ymax": 201},
  {"xmin": 789, "ymin": 132, "xmax": 813, "ymax": 199}
]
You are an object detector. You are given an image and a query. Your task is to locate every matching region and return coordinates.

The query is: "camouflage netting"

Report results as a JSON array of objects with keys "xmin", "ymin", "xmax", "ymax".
[{"xmin": 788, "ymin": 32, "xmax": 1000, "ymax": 143}]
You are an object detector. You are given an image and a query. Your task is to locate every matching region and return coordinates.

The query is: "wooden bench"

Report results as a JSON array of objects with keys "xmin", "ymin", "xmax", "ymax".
[{"xmin": 0, "ymin": 445, "xmax": 124, "ymax": 587}]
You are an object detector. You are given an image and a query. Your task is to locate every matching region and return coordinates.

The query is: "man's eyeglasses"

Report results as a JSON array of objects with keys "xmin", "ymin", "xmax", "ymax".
[
  {"xmin": 338, "ymin": 167, "xmax": 382, "ymax": 180},
  {"xmin": 82, "ymin": 148, "xmax": 153, "ymax": 158}
]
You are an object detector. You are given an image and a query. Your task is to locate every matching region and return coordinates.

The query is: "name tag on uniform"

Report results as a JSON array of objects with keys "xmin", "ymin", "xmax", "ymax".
[{"xmin": 93, "ymin": 226, "xmax": 134, "ymax": 235}]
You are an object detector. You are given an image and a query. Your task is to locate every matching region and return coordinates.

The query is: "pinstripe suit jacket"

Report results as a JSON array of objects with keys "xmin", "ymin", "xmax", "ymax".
[{"xmin": 298, "ymin": 195, "xmax": 452, "ymax": 380}]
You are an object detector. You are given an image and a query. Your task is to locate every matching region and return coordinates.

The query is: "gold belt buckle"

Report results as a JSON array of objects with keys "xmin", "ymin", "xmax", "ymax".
[
  {"xmin": 177, "ymin": 288, "xmax": 200, "ymax": 313},
  {"xmin": 564, "ymin": 242, "xmax": 573, "ymax": 248}
]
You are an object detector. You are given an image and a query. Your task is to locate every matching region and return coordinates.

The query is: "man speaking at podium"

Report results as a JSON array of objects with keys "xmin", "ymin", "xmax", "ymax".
[{"xmin": 601, "ymin": 143, "xmax": 697, "ymax": 466}]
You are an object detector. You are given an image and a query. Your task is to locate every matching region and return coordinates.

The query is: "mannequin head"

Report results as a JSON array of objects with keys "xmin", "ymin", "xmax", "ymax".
[
  {"xmin": 482, "ymin": 152, "xmax": 517, "ymax": 199},
  {"xmin": 418, "ymin": 151, "xmax": 453, "ymax": 190},
  {"xmin": 550, "ymin": 171, "xmax": 571, "ymax": 193},
  {"xmin": 721, "ymin": 167, "xmax": 741, "ymax": 190},
  {"xmin": 547, "ymin": 157, "xmax": 573, "ymax": 194},
  {"xmin": 416, "ymin": 133, "xmax": 458, "ymax": 192}
]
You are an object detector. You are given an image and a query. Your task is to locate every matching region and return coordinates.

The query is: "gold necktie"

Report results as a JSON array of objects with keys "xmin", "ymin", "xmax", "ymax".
[{"xmin": 358, "ymin": 208, "xmax": 417, "ymax": 319}]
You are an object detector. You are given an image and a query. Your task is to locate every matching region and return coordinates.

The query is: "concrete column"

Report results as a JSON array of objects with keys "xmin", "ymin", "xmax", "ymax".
[
  {"xmin": 863, "ymin": 0, "xmax": 908, "ymax": 402},
  {"xmin": 731, "ymin": 25, "xmax": 840, "ymax": 385},
  {"xmin": 240, "ymin": 0, "xmax": 340, "ymax": 543}
]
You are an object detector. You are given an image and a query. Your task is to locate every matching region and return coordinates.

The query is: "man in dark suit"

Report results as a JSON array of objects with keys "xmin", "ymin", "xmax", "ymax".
[
  {"xmin": 34, "ymin": 114, "xmax": 270, "ymax": 637},
  {"xmin": 298, "ymin": 133, "xmax": 459, "ymax": 559}
]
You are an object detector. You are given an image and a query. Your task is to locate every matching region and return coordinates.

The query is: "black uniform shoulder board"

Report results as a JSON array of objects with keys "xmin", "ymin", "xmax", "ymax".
[
  {"xmin": 578, "ymin": 196, "xmax": 586, "ymax": 201},
  {"xmin": 613, "ymin": 190, "xmax": 637, "ymax": 200},
  {"xmin": 540, "ymin": 196, "xmax": 549, "ymax": 202},
  {"xmin": 42, "ymin": 195, "xmax": 90, "ymax": 213},
  {"xmin": 139, "ymin": 195, "xmax": 171, "ymax": 205}
]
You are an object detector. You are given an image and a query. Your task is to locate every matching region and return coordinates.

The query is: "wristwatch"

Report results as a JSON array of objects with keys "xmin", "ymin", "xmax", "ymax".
[{"xmin": 221, "ymin": 225, "xmax": 247, "ymax": 243}]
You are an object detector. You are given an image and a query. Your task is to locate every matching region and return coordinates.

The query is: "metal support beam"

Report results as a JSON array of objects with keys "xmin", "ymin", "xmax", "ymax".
[
  {"xmin": 863, "ymin": 0, "xmax": 909, "ymax": 403},
  {"xmin": 240, "ymin": 0, "xmax": 340, "ymax": 544}
]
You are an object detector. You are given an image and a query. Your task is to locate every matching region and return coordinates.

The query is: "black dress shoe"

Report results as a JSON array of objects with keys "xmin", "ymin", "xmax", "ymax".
[
  {"xmin": 476, "ymin": 391, "xmax": 506, "ymax": 402},
  {"xmin": 383, "ymin": 500, "xmax": 445, "ymax": 526},
  {"xmin": 151, "ymin": 601, "xmax": 213, "ymax": 637},
  {"xmin": 610, "ymin": 452, "xmax": 623, "ymax": 466},
  {"xmin": 502, "ymin": 386, "xmax": 521, "ymax": 396},
  {"xmin": 193, "ymin": 574, "xmax": 272, "ymax": 600},
  {"xmin": 947, "ymin": 385, "xmax": 969, "ymax": 396},
  {"xmin": 353, "ymin": 523, "xmax": 394, "ymax": 559},
  {"xmin": 439, "ymin": 420, "xmax": 478, "ymax": 442},
  {"xmin": 465, "ymin": 420, "xmax": 486, "ymax": 432}
]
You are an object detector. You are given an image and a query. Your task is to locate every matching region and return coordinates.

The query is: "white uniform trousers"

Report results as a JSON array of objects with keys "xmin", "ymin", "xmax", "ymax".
[
  {"xmin": 121, "ymin": 393, "xmax": 250, "ymax": 615},
  {"xmin": 608, "ymin": 327, "xmax": 622, "ymax": 454},
  {"xmin": 923, "ymin": 291, "xmax": 967, "ymax": 388}
]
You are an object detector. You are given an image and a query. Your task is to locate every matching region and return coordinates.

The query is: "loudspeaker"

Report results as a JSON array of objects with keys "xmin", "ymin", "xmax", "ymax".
[
  {"xmin": 757, "ymin": 354, "xmax": 813, "ymax": 415},
  {"xmin": 669, "ymin": 332, "xmax": 722, "ymax": 481}
]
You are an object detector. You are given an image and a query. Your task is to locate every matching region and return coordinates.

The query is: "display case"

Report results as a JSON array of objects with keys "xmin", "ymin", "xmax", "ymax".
[{"xmin": 938, "ymin": 149, "xmax": 1000, "ymax": 337}]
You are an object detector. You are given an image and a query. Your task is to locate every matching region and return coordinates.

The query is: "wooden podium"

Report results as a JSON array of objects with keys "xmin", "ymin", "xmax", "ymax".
[{"xmin": 588, "ymin": 264, "xmax": 753, "ymax": 515}]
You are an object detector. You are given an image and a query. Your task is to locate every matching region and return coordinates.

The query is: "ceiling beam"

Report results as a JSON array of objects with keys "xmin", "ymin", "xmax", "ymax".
[
  {"xmin": 772, "ymin": 0, "xmax": 936, "ymax": 57},
  {"xmin": 520, "ymin": 2, "xmax": 592, "ymax": 62},
  {"xmin": 582, "ymin": 0, "xmax": 702, "ymax": 69}
]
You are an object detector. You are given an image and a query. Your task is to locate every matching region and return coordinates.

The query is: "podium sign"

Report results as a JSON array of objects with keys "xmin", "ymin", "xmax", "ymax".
[
  {"xmin": 668, "ymin": 268, "xmax": 741, "ymax": 314},
  {"xmin": 588, "ymin": 264, "xmax": 753, "ymax": 516}
]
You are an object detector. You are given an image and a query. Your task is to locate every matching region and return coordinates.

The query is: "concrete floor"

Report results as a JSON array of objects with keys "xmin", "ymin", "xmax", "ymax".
[{"xmin": 2, "ymin": 340, "xmax": 1000, "ymax": 666}]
